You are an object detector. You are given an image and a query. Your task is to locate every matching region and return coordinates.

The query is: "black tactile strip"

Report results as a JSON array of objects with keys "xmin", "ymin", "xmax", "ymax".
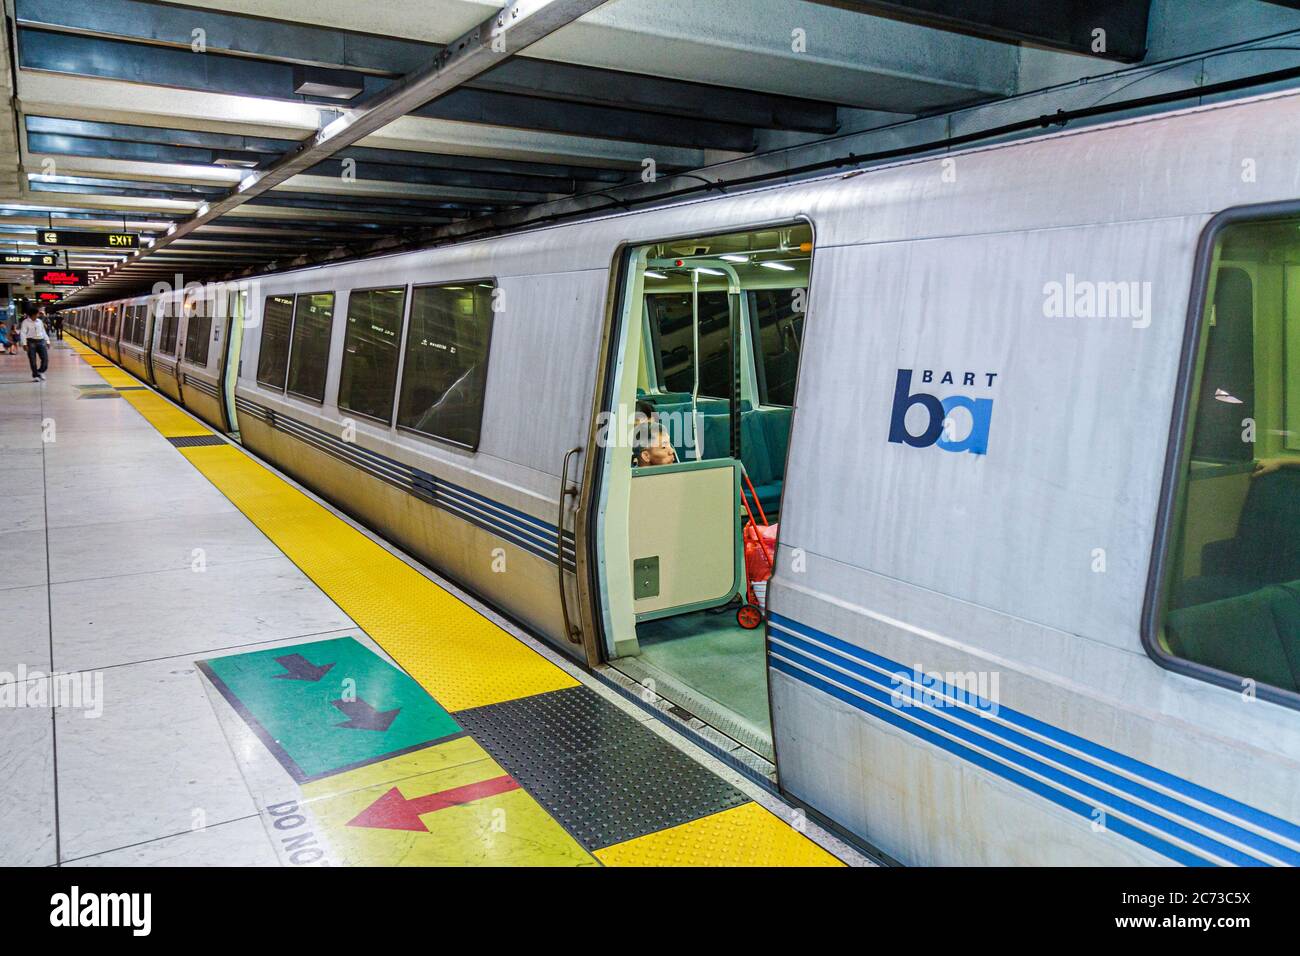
[
  {"xmin": 167, "ymin": 434, "xmax": 225, "ymax": 447},
  {"xmin": 457, "ymin": 685, "xmax": 747, "ymax": 850}
]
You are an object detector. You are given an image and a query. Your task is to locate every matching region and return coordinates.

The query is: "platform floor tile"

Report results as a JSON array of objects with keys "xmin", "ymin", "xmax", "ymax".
[{"xmin": 457, "ymin": 685, "xmax": 748, "ymax": 850}]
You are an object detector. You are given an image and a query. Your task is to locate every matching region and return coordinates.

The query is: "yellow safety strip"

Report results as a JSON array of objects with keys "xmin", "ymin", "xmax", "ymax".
[
  {"xmin": 68, "ymin": 337, "xmax": 844, "ymax": 866},
  {"xmin": 595, "ymin": 801, "xmax": 844, "ymax": 867}
]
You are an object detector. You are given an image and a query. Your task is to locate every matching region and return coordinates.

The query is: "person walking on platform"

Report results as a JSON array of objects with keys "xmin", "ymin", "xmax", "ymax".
[{"xmin": 20, "ymin": 305, "xmax": 50, "ymax": 381}]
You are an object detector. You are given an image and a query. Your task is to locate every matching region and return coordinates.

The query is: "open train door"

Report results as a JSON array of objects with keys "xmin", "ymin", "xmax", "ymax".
[{"xmin": 582, "ymin": 222, "xmax": 812, "ymax": 767}]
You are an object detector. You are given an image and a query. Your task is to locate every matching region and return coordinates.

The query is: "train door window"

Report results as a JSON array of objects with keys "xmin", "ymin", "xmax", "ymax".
[
  {"xmin": 286, "ymin": 292, "xmax": 335, "ymax": 402},
  {"xmin": 593, "ymin": 222, "xmax": 814, "ymax": 762},
  {"xmin": 396, "ymin": 281, "xmax": 494, "ymax": 449},
  {"xmin": 183, "ymin": 298, "xmax": 213, "ymax": 367},
  {"xmin": 338, "ymin": 286, "xmax": 406, "ymax": 423},
  {"xmin": 750, "ymin": 288, "xmax": 805, "ymax": 406},
  {"xmin": 1155, "ymin": 212, "xmax": 1300, "ymax": 702},
  {"xmin": 158, "ymin": 301, "xmax": 179, "ymax": 355},
  {"xmin": 255, "ymin": 294, "xmax": 294, "ymax": 390}
]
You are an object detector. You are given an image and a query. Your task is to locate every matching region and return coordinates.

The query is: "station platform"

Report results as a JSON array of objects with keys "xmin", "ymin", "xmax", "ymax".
[{"xmin": 0, "ymin": 337, "xmax": 866, "ymax": 868}]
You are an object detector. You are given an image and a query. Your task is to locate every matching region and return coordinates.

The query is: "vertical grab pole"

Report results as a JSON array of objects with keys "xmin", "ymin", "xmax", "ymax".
[
  {"xmin": 691, "ymin": 268, "xmax": 702, "ymax": 461},
  {"xmin": 556, "ymin": 445, "xmax": 583, "ymax": 644}
]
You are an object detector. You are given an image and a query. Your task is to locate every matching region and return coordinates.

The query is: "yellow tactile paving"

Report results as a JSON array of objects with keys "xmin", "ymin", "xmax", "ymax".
[
  {"xmin": 120, "ymin": 389, "xmax": 213, "ymax": 437},
  {"xmin": 96, "ymin": 365, "xmax": 138, "ymax": 389},
  {"xmin": 594, "ymin": 801, "xmax": 845, "ymax": 867}
]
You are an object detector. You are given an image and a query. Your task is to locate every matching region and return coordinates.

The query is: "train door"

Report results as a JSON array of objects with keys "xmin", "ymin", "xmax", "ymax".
[
  {"xmin": 220, "ymin": 285, "xmax": 246, "ymax": 435},
  {"xmin": 588, "ymin": 222, "xmax": 812, "ymax": 764}
]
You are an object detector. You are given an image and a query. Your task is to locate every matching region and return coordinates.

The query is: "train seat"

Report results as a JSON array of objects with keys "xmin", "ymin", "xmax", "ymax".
[
  {"xmin": 1180, "ymin": 469, "xmax": 1300, "ymax": 607},
  {"xmin": 741, "ymin": 407, "xmax": 792, "ymax": 517},
  {"xmin": 1165, "ymin": 584, "xmax": 1300, "ymax": 691}
]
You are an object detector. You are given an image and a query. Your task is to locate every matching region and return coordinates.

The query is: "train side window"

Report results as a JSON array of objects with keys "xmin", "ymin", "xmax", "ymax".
[
  {"xmin": 286, "ymin": 292, "xmax": 335, "ymax": 403},
  {"xmin": 256, "ymin": 294, "xmax": 294, "ymax": 390},
  {"xmin": 396, "ymin": 281, "xmax": 494, "ymax": 449},
  {"xmin": 749, "ymin": 288, "xmax": 805, "ymax": 406},
  {"xmin": 183, "ymin": 299, "xmax": 213, "ymax": 367},
  {"xmin": 1154, "ymin": 212, "xmax": 1300, "ymax": 702},
  {"xmin": 338, "ymin": 286, "xmax": 406, "ymax": 423}
]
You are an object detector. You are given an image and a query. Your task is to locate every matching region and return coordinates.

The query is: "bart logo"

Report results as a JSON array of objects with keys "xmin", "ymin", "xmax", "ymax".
[{"xmin": 888, "ymin": 369, "xmax": 995, "ymax": 455}]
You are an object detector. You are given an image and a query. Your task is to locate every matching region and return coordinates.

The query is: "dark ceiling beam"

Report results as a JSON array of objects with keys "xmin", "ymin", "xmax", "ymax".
[
  {"xmin": 73, "ymin": 0, "xmax": 612, "ymax": 295},
  {"xmin": 17, "ymin": 29, "xmax": 756, "ymax": 151},
  {"xmin": 802, "ymin": 0, "xmax": 1151, "ymax": 62},
  {"xmin": 15, "ymin": 0, "xmax": 838, "ymax": 132}
]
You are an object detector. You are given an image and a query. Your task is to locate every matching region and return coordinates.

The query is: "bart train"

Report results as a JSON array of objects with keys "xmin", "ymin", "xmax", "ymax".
[{"xmin": 67, "ymin": 89, "xmax": 1300, "ymax": 866}]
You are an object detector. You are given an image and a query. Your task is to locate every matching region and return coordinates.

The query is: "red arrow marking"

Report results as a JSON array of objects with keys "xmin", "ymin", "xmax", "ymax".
[{"xmin": 346, "ymin": 775, "xmax": 521, "ymax": 832}]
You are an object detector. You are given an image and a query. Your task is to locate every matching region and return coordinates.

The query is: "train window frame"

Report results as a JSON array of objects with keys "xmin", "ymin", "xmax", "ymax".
[
  {"xmin": 182, "ymin": 298, "xmax": 213, "ymax": 369},
  {"xmin": 285, "ymin": 291, "xmax": 336, "ymax": 406},
  {"xmin": 1143, "ymin": 199, "xmax": 1300, "ymax": 711},
  {"xmin": 255, "ymin": 293, "xmax": 296, "ymax": 392},
  {"xmin": 337, "ymin": 284, "xmax": 410, "ymax": 426},
  {"xmin": 157, "ymin": 299, "xmax": 180, "ymax": 356},
  {"xmin": 393, "ymin": 277, "xmax": 497, "ymax": 453}
]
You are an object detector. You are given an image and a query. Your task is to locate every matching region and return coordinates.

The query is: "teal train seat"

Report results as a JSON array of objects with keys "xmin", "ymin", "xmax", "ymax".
[
  {"xmin": 644, "ymin": 399, "xmax": 794, "ymax": 518},
  {"xmin": 1178, "ymin": 469, "xmax": 1300, "ymax": 607},
  {"xmin": 1166, "ymin": 583, "xmax": 1300, "ymax": 691}
]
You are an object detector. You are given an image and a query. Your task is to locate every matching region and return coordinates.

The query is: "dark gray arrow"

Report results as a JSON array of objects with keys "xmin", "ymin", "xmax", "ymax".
[
  {"xmin": 332, "ymin": 698, "xmax": 400, "ymax": 731},
  {"xmin": 273, "ymin": 653, "xmax": 334, "ymax": 682}
]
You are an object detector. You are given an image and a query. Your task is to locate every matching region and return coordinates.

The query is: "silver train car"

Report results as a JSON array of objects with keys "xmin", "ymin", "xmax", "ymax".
[{"xmin": 67, "ymin": 89, "xmax": 1300, "ymax": 866}]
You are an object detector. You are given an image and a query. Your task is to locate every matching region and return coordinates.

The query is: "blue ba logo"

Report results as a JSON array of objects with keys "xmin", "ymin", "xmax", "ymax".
[{"xmin": 888, "ymin": 369, "xmax": 995, "ymax": 455}]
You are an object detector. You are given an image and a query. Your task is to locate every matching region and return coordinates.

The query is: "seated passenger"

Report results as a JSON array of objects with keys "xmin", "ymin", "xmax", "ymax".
[{"xmin": 632, "ymin": 421, "xmax": 677, "ymax": 468}]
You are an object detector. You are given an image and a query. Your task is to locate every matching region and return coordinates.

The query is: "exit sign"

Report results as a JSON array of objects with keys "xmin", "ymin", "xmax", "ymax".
[{"xmin": 38, "ymin": 230, "xmax": 138, "ymax": 249}]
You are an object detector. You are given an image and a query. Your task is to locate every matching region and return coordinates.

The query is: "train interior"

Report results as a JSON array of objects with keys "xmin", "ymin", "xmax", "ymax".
[
  {"xmin": 1162, "ymin": 214, "xmax": 1300, "ymax": 693},
  {"xmin": 594, "ymin": 223, "xmax": 811, "ymax": 761}
]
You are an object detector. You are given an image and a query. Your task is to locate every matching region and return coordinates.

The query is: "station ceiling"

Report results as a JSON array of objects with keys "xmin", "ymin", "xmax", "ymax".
[{"xmin": 0, "ymin": 0, "xmax": 1297, "ymax": 305}]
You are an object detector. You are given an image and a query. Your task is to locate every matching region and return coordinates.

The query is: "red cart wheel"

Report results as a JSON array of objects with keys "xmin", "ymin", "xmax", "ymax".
[{"xmin": 736, "ymin": 603, "xmax": 763, "ymax": 629}]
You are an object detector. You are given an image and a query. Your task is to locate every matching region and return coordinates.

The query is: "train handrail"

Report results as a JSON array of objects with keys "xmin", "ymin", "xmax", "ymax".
[{"xmin": 556, "ymin": 445, "xmax": 582, "ymax": 644}]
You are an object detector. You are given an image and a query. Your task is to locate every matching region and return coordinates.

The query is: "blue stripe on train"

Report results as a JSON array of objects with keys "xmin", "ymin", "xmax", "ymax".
[
  {"xmin": 244, "ymin": 397, "xmax": 573, "ymax": 567},
  {"xmin": 769, "ymin": 612, "xmax": 1300, "ymax": 866}
]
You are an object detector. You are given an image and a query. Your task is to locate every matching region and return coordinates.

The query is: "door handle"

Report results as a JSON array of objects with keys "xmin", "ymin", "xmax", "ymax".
[{"xmin": 556, "ymin": 446, "xmax": 582, "ymax": 644}]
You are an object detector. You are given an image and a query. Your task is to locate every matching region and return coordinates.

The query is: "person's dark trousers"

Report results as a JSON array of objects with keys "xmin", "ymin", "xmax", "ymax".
[{"xmin": 27, "ymin": 341, "xmax": 48, "ymax": 377}]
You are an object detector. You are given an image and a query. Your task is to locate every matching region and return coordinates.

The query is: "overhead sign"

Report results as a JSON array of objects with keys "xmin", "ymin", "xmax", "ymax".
[
  {"xmin": 0, "ymin": 253, "xmax": 57, "ymax": 267},
  {"xmin": 37, "ymin": 292, "xmax": 63, "ymax": 302},
  {"xmin": 34, "ymin": 268, "xmax": 89, "ymax": 286},
  {"xmin": 37, "ymin": 229, "xmax": 138, "ymax": 249}
]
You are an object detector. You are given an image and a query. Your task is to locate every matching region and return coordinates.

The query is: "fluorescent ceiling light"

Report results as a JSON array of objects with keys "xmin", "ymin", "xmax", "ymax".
[
  {"xmin": 759, "ymin": 261, "xmax": 795, "ymax": 271},
  {"xmin": 643, "ymin": 270, "xmax": 666, "ymax": 279},
  {"xmin": 696, "ymin": 267, "xmax": 725, "ymax": 276},
  {"xmin": 720, "ymin": 254, "xmax": 748, "ymax": 262}
]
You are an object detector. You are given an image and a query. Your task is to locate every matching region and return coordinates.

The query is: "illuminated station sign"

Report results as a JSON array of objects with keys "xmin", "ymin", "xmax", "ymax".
[
  {"xmin": 38, "ymin": 229, "xmax": 138, "ymax": 249},
  {"xmin": 1, "ymin": 253, "xmax": 57, "ymax": 266},
  {"xmin": 33, "ymin": 268, "xmax": 90, "ymax": 286}
]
